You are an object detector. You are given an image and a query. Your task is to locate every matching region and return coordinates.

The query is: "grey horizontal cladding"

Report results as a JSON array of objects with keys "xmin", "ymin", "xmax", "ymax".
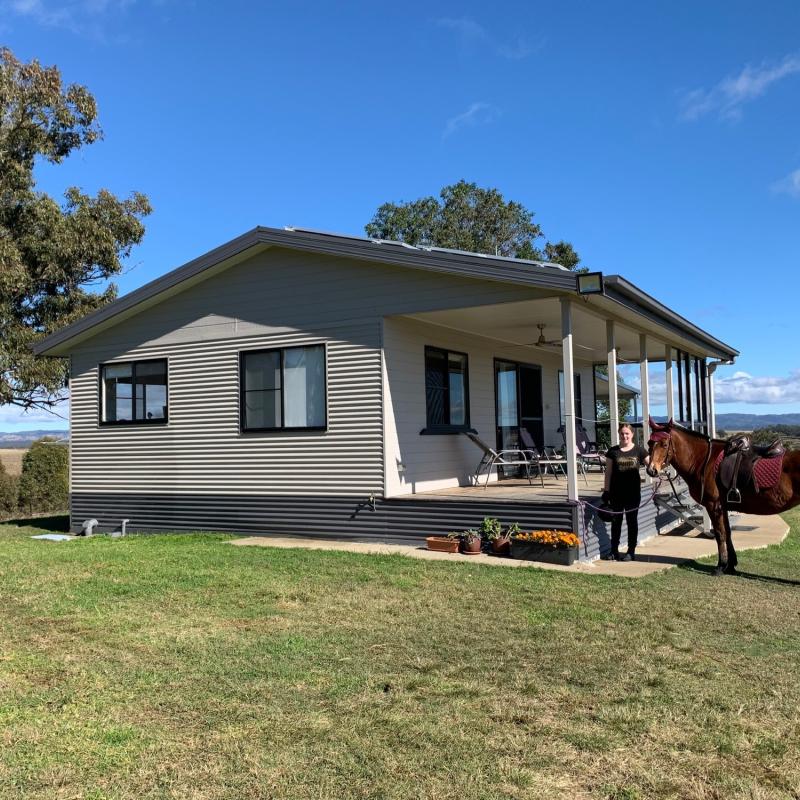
[
  {"xmin": 578, "ymin": 485, "xmax": 661, "ymax": 560},
  {"xmin": 35, "ymin": 226, "xmax": 577, "ymax": 356},
  {"xmin": 70, "ymin": 324, "xmax": 384, "ymax": 496},
  {"xmin": 602, "ymin": 276, "xmax": 738, "ymax": 360},
  {"xmin": 71, "ymin": 492, "xmax": 577, "ymax": 550}
]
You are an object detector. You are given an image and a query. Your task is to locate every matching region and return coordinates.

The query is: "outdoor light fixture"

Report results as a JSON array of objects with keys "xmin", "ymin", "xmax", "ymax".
[{"xmin": 576, "ymin": 271, "xmax": 604, "ymax": 295}]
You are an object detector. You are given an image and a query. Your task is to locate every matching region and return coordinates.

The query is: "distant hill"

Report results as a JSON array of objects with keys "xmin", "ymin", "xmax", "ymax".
[
  {"xmin": 0, "ymin": 430, "xmax": 69, "ymax": 448},
  {"xmin": 716, "ymin": 413, "xmax": 800, "ymax": 431}
]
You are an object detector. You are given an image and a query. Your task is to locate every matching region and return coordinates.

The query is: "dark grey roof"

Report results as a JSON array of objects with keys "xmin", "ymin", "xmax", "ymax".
[{"xmin": 33, "ymin": 225, "xmax": 739, "ymax": 359}]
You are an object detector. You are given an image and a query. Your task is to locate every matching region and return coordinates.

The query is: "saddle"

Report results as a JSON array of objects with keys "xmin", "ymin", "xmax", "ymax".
[{"xmin": 715, "ymin": 434, "xmax": 785, "ymax": 504}]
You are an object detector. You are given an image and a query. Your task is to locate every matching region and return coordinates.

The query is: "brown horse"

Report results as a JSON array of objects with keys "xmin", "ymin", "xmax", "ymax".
[{"xmin": 646, "ymin": 417, "xmax": 800, "ymax": 575}]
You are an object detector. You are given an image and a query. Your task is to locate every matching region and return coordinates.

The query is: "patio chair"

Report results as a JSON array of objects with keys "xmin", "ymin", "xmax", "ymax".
[
  {"xmin": 558, "ymin": 422, "xmax": 606, "ymax": 473},
  {"xmin": 462, "ymin": 431, "xmax": 534, "ymax": 488},
  {"xmin": 521, "ymin": 428, "xmax": 587, "ymax": 487}
]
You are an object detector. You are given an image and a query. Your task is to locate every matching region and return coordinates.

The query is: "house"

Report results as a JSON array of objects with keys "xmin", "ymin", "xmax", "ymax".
[{"xmin": 34, "ymin": 226, "xmax": 739, "ymax": 558}]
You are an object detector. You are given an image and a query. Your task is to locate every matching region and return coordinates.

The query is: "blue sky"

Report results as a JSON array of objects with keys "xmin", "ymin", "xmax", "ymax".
[{"xmin": 2, "ymin": 0, "xmax": 800, "ymax": 429}]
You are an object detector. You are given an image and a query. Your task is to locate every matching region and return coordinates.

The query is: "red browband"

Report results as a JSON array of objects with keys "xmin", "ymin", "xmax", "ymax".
[{"xmin": 649, "ymin": 431, "xmax": 671, "ymax": 442}]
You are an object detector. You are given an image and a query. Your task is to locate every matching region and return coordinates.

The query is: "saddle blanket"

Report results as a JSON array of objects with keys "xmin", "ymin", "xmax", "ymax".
[{"xmin": 714, "ymin": 451, "xmax": 784, "ymax": 493}]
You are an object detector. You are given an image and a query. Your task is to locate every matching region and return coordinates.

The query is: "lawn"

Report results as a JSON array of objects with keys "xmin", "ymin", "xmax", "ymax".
[{"xmin": 0, "ymin": 514, "xmax": 798, "ymax": 799}]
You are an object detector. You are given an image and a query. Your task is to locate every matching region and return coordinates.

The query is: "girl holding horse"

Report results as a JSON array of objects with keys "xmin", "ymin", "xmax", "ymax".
[{"xmin": 602, "ymin": 423, "xmax": 650, "ymax": 561}]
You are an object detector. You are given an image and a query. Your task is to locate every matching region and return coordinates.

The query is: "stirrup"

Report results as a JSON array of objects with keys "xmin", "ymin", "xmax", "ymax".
[{"xmin": 727, "ymin": 487, "xmax": 742, "ymax": 504}]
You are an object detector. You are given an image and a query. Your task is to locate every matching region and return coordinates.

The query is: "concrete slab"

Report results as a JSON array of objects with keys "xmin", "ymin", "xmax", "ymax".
[{"xmin": 229, "ymin": 512, "xmax": 790, "ymax": 578}]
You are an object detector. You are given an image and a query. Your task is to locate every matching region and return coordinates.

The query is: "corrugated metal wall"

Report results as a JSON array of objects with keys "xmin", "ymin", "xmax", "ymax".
[
  {"xmin": 577, "ymin": 485, "xmax": 666, "ymax": 559},
  {"xmin": 71, "ymin": 491, "xmax": 576, "ymax": 546}
]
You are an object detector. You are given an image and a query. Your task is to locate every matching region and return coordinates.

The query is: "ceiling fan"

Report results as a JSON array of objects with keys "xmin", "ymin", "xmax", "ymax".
[
  {"xmin": 533, "ymin": 323, "xmax": 560, "ymax": 347},
  {"xmin": 527, "ymin": 323, "xmax": 594, "ymax": 352}
]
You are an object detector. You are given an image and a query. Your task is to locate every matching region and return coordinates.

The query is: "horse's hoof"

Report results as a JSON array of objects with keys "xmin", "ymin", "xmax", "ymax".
[
  {"xmin": 725, "ymin": 565, "xmax": 737, "ymax": 575},
  {"xmin": 713, "ymin": 566, "xmax": 725, "ymax": 577}
]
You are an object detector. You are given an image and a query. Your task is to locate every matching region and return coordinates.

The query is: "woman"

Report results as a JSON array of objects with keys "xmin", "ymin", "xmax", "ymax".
[{"xmin": 602, "ymin": 423, "xmax": 649, "ymax": 561}]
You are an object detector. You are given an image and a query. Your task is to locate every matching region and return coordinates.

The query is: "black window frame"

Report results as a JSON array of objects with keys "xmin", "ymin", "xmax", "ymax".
[
  {"xmin": 239, "ymin": 344, "xmax": 328, "ymax": 433},
  {"xmin": 421, "ymin": 345, "xmax": 471, "ymax": 434},
  {"xmin": 99, "ymin": 358, "xmax": 169, "ymax": 426}
]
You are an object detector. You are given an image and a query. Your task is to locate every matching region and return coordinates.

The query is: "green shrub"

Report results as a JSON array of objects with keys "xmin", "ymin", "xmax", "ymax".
[
  {"xmin": 0, "ymin": 470, "xmax": 19, "ymax": 516},
  {"xmin": 18, "ymin": 437, "xmax": 68, "ymax": 513}
]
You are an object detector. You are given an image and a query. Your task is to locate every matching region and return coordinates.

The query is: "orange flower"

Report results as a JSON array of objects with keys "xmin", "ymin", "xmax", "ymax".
[{"xmin": 511, "ymin": 529, "xmax": 578, "ymax": 549}]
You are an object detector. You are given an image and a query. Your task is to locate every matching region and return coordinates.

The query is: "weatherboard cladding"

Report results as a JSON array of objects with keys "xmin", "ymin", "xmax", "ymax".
[
  {"xmin": 35, "ymin": 227, "xmax": 576, "ymax": 355},
  {"xmin": 67, "ymin": 247, "xmax": 548, "ymax": 505}
]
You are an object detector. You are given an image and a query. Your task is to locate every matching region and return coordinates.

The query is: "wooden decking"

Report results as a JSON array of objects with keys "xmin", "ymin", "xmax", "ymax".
[{"xmin": 397, "ymin": 470, "xmax": 607, "ymax": 503}]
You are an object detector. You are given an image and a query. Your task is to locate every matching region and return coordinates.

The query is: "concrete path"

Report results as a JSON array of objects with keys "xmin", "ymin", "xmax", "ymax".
[{"xmin": 230, "ymin": 512, "xmax": 790, "ymax": 578}]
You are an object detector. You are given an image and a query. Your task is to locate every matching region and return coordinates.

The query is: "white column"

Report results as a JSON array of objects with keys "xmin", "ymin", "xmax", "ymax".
[
  {"xmin": 640, "ymin": 334, "xmax": 651, "ymax": 485},
  {"xmin": 606, "ymin": 320, "xmax": 619, "ymax": 446},
  {"xmin": 561, "ymin": 298, "xmax": 579, "ymax": 502},
  {"xmin": 707, "ymin": 372, "xmax": 717, "ymax": 438},
  {"xmin": 639, "ymin": 334, "xmax": 650, "ymax": 442},
  {"xmin": 664, "ymin": 344, "xmax": 674, "ymax": 422}
]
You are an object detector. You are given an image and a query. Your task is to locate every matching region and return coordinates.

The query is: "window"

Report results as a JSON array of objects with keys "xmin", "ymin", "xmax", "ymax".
[
  {"xmin": 101, "ymin": 359, "xmax": 168, "ymax": 424},
  {"xmin": 558, "ymin": 370, "xmax": 583, "ymax": 427},
  {"xmin": 424, "ymin": 346, "xmax": 469, "ymax": 432},
  {"xmin": 241, "ymin": 345, "xmax": 326, "ymax": 431}
]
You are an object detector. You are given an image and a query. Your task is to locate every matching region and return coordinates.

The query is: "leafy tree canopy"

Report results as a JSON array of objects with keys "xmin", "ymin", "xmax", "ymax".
[
  {"xmin": 365, "ymin": 180, "xmax": 583, "ymax": 269},
  {"xmin": 0, "ymin": 47, "xmax": 151, "ymax": 410}
]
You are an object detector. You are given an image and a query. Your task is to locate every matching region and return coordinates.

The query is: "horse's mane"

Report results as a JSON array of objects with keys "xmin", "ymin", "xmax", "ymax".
[{"xmin": 655, "ymin": 421, "xmax": 727, "ymax": 445}]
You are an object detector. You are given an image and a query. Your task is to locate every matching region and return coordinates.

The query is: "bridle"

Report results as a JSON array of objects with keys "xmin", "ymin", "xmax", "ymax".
[
  {"xmin": 649, "ymin": 426, "xmax": 714, "ymax": 503},
  {"xmin": 648, "ymin": 430, "xmax": 674, "ymax": 473}
]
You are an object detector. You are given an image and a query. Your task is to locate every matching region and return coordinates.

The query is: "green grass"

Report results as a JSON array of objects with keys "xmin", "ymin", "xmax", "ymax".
[{"xmin": 0, "ymin": 512, "xmax": 799, "ymax": 799}]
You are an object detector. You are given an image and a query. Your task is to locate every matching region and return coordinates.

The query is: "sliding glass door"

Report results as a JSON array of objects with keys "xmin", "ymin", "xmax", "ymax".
[{"xmin": 495, "ymin": 360, "xmax": 544, "ymax": 477}]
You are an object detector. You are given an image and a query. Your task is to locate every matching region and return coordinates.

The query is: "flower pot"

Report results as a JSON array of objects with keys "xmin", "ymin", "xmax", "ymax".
[
  {"xmin": 490, "ymin": 536, "xmax": 511, "ymax": 556},
  {"xmin": 426, "ymin": 536, "xmax": 459, "ymax": 553},
  {"xmin": 459, "ymin": 537, "xmax": 482, "ymax": 555},
  {"xmin": 511, "ymin": 541, "xmax": 578, "ymax": 565}
]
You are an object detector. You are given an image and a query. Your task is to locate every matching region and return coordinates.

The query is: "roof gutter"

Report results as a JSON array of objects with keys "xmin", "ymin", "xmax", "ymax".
[{"xmin": 602, "ymin": 275, "xmax": 738, "ymax": 360}]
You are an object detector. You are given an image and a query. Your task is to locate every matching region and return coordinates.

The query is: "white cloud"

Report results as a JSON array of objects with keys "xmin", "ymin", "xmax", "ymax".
[
  {"xmin": 2, "ymin": 0, "xmax": 137, "ymax": 35},
  {"xmin": 437, "ymin": 17, "xmax": 540, "ymax": 61},
  {"xmin": 772, "ymin": 168, "xmax": 800, "ymax": 198},
  {"xmin": 714, "ymin": 369, "xmax": 800, "ymax": 404},
  {"xmin": 680, "ymin": 55, "xmax": 800, "ymax": 121},
  {"xmin": 443, "ymin": 102, "xmax": 499, "ymax": 138},
  {"xmin": 0, "ymin": 401, "xmax": 69, "ymax": 429}
]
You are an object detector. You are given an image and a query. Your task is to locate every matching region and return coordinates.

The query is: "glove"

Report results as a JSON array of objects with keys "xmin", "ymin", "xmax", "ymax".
[{"xmin": 601, "ymin": 491, "xmax": 610, "ymax": 505}]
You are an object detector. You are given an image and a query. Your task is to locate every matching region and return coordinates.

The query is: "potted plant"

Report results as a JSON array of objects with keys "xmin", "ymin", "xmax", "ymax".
[
  {"xmin": 510, "ymin": 529, "xmax": 580, "ymax": 566},
  {"xmin": 479, "ymin": 517, "xmax": 515, "ymax": 556},
  {"xmin": 448, "ymin": 528, "xmax": 482, "ymax": 555},
  {"xmin": 426, "ymin": 535, "xmax": 460, "ymax": 553}
]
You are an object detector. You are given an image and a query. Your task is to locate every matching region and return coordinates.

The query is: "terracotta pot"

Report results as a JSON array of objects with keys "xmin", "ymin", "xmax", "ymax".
[
  {"xmin": 426, "ymin": 536, "xmax": 459, "ymax": 553},
  {"xmin": 490, "ymin": 536, "xmax": 511, "ymax": 556},
  {"xmin": 460, "ymin": 537, "xmax": 482, "ymax": 555}
]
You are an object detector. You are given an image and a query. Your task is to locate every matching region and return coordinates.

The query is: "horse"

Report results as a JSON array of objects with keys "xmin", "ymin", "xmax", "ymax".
[{"xmin": 645, "ymin": 417, "xmax": 800, "ymax": 576}]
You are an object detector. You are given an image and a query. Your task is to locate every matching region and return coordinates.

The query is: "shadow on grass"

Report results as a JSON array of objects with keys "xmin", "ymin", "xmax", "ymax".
[
  {"xmin": 2, "ymin": 514, "xmax": 70, "ymax": 533},
  {"xmin": 679, "ymin": 560, "xmax": 800, "ymax": 587}
]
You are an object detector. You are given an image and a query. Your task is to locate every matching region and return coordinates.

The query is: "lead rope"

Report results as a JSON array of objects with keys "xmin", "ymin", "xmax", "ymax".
[{"xmin": 569, "ymin": 475, "xmax": 664, "ymax": 557}]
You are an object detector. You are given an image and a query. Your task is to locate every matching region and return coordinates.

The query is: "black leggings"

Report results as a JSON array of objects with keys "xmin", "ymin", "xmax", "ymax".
[{"xmin": 610, "ymin": 500, "xmax": 640, "ymax": 555}]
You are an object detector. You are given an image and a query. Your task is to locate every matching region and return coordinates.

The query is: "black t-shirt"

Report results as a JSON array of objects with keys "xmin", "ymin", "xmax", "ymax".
[{"xmin": 606, "ymin": 444, "xmax": 648, "ymax": 500}]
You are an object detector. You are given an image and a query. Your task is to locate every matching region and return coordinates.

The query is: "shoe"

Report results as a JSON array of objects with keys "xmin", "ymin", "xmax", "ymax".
[
  {"xmin": 601, "ymin": 552, "xmax": 617, "ymax": 561},
  {"xmin": 627, "ymin": 552, "xmax": 636, "ymax": 561},
  {"xmin": 614, "ymin": 553, "xmax": 632, "ymax": 562}
]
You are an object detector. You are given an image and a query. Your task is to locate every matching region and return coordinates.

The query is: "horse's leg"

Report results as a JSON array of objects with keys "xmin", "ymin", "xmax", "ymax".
[
  {"xmin": 723, "ymin": 506, "xmax": 737, "ymax": 574},
  {"xmin": 707, "ymin": 501, "xmax": 728, "ymax": 576}
]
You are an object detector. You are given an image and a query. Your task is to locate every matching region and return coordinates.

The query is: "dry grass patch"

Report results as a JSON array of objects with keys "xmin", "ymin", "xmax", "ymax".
[
  {"xmin": 0, "ymin": 513, "xmax": 799, "ymax": 798},
  {"xmin": 0, "ymin": 448, "xmax": 24, "ymax": 476}
]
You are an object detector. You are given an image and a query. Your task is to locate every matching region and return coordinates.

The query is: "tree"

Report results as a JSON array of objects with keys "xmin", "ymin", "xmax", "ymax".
[
  {"xmin": 0, "ymin": 48, "xmax": 152, "ymax": 411},
  {"xmin": 365, "ymin": 180, "xmax": 584, "ymax": 269}
]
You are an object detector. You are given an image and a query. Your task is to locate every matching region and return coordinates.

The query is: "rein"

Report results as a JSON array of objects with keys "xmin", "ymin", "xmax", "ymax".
[{"xmin": 650, "ymin": 427, "xmax": 714, "ymax": 504}]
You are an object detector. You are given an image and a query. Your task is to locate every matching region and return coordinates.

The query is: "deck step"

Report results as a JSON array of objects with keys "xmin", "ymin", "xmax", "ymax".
[{"xmin": 653, "ymin": 491, "xmax": 712, "ymax": 537}]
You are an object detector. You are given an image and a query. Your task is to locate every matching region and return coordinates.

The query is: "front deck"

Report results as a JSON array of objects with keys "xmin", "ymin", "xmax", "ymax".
[
  {"xmin": 384, "ymin": 470, "xmax": 668, "ymax": 561},
  {"xmin": 403, "ymin": 470, "xmax": 606, "ymax": 503}
]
